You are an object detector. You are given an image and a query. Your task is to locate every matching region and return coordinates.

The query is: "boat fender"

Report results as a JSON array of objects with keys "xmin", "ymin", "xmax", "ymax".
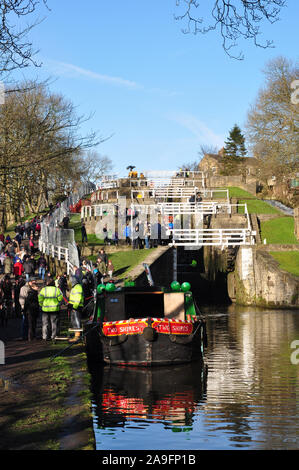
[
  {"xmin": 169, "ymin": 334, "xmax": 193, "ymax": 344},
  {"xmin": 142, "ymin": 326, "xmax": 157, "ymax": 342}
]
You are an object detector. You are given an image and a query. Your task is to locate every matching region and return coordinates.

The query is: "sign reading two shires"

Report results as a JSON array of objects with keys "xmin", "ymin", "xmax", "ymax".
[{"xmin": 102, "ymin": 319, "xmax": 193, "ymax": 337}]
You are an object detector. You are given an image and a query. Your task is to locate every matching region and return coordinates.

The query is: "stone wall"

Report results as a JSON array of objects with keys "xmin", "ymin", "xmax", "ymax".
[
  {"xmin": 45, "ymin": 254, "xmax": 68, "ymax": 277},
  {"xmin": 228, "ymin": 246, "xmax": 299, "ymax": 309},
  {"xmin": 205, "ymin": 175, "xmax": 257, "ymax": 195}
]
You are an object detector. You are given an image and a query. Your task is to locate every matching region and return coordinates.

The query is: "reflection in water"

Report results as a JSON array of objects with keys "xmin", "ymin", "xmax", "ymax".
[
  {"xmin": 89, "ymin": 305, "xmax": 299, "ymax": 450},
  {"xmin": 89, "ymin": 361, "xmax": 207, "ymax": 449}
]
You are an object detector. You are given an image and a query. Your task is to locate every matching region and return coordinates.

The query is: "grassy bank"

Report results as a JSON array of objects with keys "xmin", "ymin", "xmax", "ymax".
[
  {"xmin": 89, "ymin": 248, "xmax": 155, "ymax": 279},
  {"xmin": 269, "ymin": 251, "xmax": 299, "ymax": 277},
  {"xmin": 237, "ymin": 198, "xmax": 281, "ymax": 214},
  {"xmin": 227, "ymin": 187, "xmax": 257, "ymax": 198},
  {"xmin": 0, "ymin": 340, "xmax": 94, "ymax": 450},
  {"xmin": 260, "ymin": 217, "xmax": 298, "ymax": 244}
]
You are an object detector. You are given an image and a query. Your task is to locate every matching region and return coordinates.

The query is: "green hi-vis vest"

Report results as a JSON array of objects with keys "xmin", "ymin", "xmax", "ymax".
[
  {"xmin": 69, "ymin": 283, "xmax": 84, "ymax": 309},
  {"xmin": 38, "ymin": 286, "xmax": 63, "ymax": 312}
]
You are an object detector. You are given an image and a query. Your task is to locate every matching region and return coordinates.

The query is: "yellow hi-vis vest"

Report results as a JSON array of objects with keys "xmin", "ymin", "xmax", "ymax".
[
  {"xmin": 38, "ymin": 286, "xmax": 63, "ymax": 312},
  {"xmin": 69, "ymin": 283, "xmax": 84, "ymax": 310}
]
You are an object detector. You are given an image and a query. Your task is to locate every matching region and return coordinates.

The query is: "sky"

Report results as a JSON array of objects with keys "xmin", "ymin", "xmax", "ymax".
[{"xmin": 10, "ymin": 0, "xmax": 299, "ymax": 176}]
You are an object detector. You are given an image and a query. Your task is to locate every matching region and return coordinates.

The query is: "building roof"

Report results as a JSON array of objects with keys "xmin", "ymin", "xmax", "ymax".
[{"xmin": 200, "ymin": 153, "xmax": 259, "ymax": 167}]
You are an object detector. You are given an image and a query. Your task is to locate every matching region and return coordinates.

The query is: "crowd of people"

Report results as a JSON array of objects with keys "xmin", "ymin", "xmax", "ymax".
[{"xmin": 0, "ymin": 220, "xmax": 115, "ymax": 343}]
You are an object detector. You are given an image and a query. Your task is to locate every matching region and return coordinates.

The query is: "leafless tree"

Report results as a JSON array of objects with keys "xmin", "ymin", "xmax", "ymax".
[
  {"xmin": 175, "ymin": 0, "xmax": 287, "ymax": 59},
  {"xmin": 246, "ymin": 56, "xmax": 299, "ymax": 182},
  {"xmin": 197, "ymin": 144, "xmax": 220, "ymax": 159},
  {"xmin": 0, "ymin": 0, "xmax": 49, "ymax": 75},
  {"xmin": 80, "ymin": 151, "xmax": 114, "ymax": 185},
  {"xmin": 0, "ymin": 80, "xmax": 108, "ymax": 229}
]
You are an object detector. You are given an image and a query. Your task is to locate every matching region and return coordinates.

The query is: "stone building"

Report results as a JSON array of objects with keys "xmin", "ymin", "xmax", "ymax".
[{"xmin": 198, "ymin": 148, "xmax": 259, "ymax": 178}]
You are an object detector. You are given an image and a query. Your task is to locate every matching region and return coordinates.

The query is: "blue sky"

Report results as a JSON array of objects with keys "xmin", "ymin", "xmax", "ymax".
[{"xmin": 11, "ymin": 0, "xmax": 299, "ymax": 175}]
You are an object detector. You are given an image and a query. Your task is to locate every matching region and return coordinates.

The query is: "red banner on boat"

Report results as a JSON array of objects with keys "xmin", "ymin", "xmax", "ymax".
[
  {"xmin": 103, "ymin": 320, "xmax": 148, "ymax": 336},
  {"xmin": 152, "ymin": 319, "xmax": 193, "ymax": 335}
]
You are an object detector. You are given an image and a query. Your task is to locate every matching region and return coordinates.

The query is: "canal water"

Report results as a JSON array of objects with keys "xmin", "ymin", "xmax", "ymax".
[{"xmin": 88, "ymin": 304, "xmax": 299, "ymax": 450}]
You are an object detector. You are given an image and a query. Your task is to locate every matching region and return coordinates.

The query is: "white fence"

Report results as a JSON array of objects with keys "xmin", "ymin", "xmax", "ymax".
[
  {"xmin": 131, "ymin": 187, "xmax": 198, "ymax": 200},
  {"xmin": 158, "ymin": 202, "xmax": 218, "ymax": 215},
  {"xmin": 38, "ymin": 240, "xmax": 75, "ymax": 274},
  {"xmin": 169, "ymin": 228, "xmax": 256, "ymax": 247}
]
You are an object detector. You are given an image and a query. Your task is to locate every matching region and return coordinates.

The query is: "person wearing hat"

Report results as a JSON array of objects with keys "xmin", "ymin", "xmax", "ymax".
[
  {"xmin": 68, "ymin": 276, "xmax": 84, "ymax": 342},
  {"xmin": 38, "ymin": 277, "xmax": 63, "ymax": 341}
]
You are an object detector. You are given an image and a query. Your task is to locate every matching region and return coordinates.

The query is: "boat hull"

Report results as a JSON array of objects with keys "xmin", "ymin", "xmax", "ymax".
[{"xmin": 84, "ymin": 318, "xmax": 206, "ymax": 367}]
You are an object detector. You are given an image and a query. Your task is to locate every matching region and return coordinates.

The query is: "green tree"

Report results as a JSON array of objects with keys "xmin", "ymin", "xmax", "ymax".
[{"xmin": 221, "ymin": 124, "xmax": 247, "ymax": 175}]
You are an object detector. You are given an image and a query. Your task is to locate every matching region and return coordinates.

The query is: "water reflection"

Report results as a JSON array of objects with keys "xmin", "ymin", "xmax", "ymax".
[
  {"xmin": 89, "ymin": 361, "xmax": 207, "ymax": 433},
  {"xmin": 201, "ymin": 305, "xmax": 299, "ymax": 449},
  {"xmin": 89, "ymin": 305, "xmax": 299, "ymax": 450}
]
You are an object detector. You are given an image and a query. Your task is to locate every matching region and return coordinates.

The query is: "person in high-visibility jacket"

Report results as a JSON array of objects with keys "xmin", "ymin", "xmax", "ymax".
[
  {"xmin": 38, "ymin": 278, "xmax": 63, "ymax": 341},
  {"xmin": 68, "ymin": 276, "xmax": 84, "ymax": 342}
]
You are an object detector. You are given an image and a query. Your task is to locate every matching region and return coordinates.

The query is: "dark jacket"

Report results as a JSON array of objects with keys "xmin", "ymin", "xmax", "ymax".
[
  {"xmin": 23, "ymin": 259, "xmax": 35, "ymax": 275},
  {"xmin": 24, "ymin": 287, "xmax": 40, "ymax": 316}
]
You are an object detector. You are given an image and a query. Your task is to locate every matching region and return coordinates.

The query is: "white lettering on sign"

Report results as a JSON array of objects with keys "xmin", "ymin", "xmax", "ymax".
[{"xmin": 290, "ymin": 340, "xmax": 299, "ymax": 365}]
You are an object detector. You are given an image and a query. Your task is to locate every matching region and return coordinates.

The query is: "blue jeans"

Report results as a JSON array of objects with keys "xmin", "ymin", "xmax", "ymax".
[{"xmin": 39, "ymin": 267, "xmax": 46, "ymax": 280}]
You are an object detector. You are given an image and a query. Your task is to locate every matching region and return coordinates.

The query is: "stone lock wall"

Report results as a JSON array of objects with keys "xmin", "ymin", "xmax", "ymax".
[{"xmin": 228, "ymin": 246, "xmax": 299, "ymax": 309}]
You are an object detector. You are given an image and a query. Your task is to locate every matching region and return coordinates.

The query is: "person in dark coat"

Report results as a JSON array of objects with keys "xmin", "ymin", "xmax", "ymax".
[
  {"xmin": 0, "ymin": 274, "xmax": 14, "ymax": 326},
  {"xmin": 14, "ymin": 275, "xmax": 26, "ymax": 318},
  {"xmin": 58, "ymin": 272, "xmax": 68, "ymax": 301},
  {"xmin": 25, "ymin": 279, "xmax": 40, "ymax": 341},
  {"xmin": 81, "ymin": 223, "xmax": 88, "ymax": 243},
  {"xmin": 23, "ymin": 256, "xmax": 35, "ymax": 281},
  {"xmin": 37, "ymin": 254, "xmax": 47, "ymax": 280},
  {"xmin": 20, "ymin": 278, "xmax": 40, "ymax": 340},
  {"xmin": 62, "ymin": 215, "xmax": 70, "ymax": 229}
]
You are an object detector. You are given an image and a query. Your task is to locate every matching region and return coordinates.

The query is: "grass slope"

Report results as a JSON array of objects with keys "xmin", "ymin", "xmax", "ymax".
[
  {"xmin": 89, "ymin": 248, "xmax": 155, "ymax": 279},
  {"xmin": 270, "ymin": 251, "xmax": 299, "ymax": 277},
  {"xmin": 260, "ymin": 217, "xmax": 298, "ymax": 244}
]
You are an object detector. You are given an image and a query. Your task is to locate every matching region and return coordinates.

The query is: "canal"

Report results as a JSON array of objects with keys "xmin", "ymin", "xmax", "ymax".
[{"xmin": 88, "ymin": 304, "xmax": 299, "ymax": 450}]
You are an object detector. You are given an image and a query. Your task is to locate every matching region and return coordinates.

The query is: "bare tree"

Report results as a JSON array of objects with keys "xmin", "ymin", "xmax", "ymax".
[
  {"xmin": 246, "ymin": 56, "xmax": 299, "ymax": 182},
  {"xmin": 80, "ymin": 150, "xmax": 113, "ymax": 185},
  {"xmin": 197, "ymin": 144, "xmax": 220, "ymax": 159},
  {"xmin": 0, "ymin": 80, "xmax": 106, "ymax": 230},
  {"xmin": 175, "ymin": 0, "xmax": 286, "ymax": 59},
  {"xmin": 0, "ymin": 0, "xmax": 49, "ymax": 75}
]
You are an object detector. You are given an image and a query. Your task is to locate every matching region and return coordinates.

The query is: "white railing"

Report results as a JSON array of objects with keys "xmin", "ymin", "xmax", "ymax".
[
  {"xmin": 168, "ymin": 228, "xmax": 256, "ymax": 246},
  {"xmin": 199, "ymin": 188, "xmax": 229, "ymax": 201},
  {"xmin": 81, "ymin": 205, "xmax": 92, "ymax": 218},
  {"xmin": 152, "ymin": 187, "xmax": 198, "ymax": 199},
  {"xmin": 39, "ymin": 241, "xmax": 74, "ymax": 274},
  {"xmin": 143, "ymin": 170, "xmax": 205, "ymax": 179},
  {"xmin": 97, "ymin": 181, "xmax": 119, "ymax": 189},
  {"xmin": 91, "ymin": 190, "xmax": 119, "ymax": 202},
  {"xmin": 101, "ymin": 174, "xmax": 119, "ymax": 182},
  {"xmin": 147, "ymin": 178, "xmax": 195, "ymax": 188},
  {"xmin": 130, "ymin": 187, "xmax": 198, "ymax": 200},
  {"xmin": 158, "ymin": 202, "xmax": 218, "ymax": 215}
]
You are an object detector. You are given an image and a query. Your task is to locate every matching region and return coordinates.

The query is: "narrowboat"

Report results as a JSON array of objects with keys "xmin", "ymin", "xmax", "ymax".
[{"xmin": 84, "ymin": 281, "xmax": 207, "ymax": 367}]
